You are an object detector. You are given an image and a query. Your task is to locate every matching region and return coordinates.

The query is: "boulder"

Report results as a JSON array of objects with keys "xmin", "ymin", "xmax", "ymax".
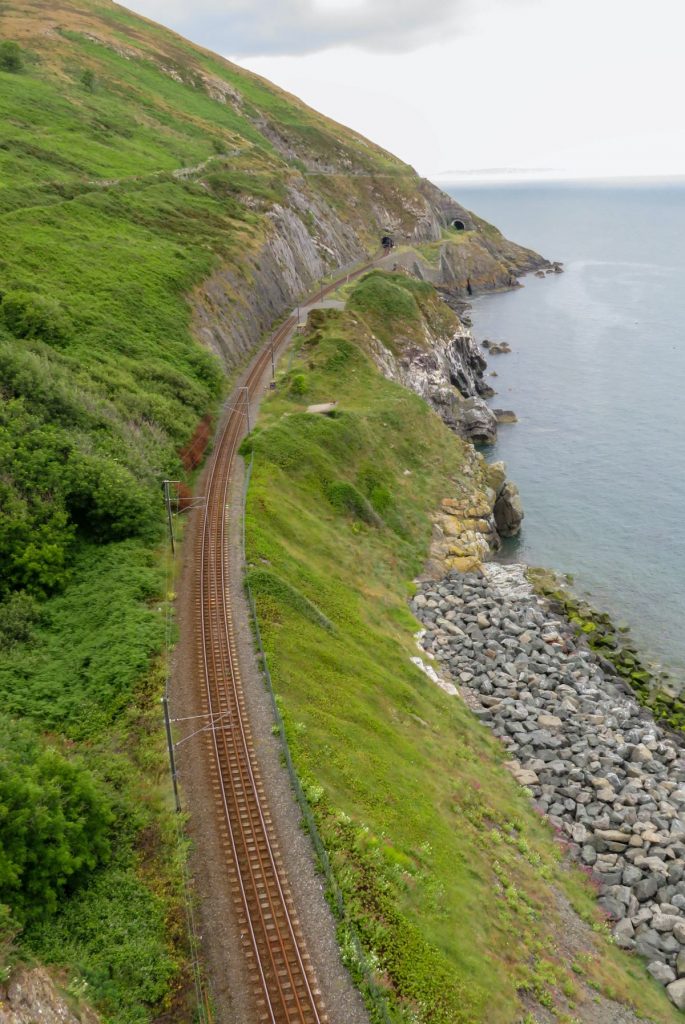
[
  {"xmin": 460, "ymin": 397, "xmax": 498, "ymax": 444},
  {"xmin": 494, "ymin": 481, "xmax": 524, "ymax": 537},
  {"xmin": 486, "ymin": 461, "xmax": 507, "ymax": 497},
  {"xmin": 648, "ymin": 961, "xmax": 676, "ymax": 985},
  {"xmin": 667, "ymin": 978, "xmax": 685, "ymax": 1009}
]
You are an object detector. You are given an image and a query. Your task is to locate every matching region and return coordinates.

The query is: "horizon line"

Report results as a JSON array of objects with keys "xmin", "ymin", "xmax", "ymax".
[{"xmin": 428, "ymin": 170, "xmax": 685, "ymax": 187}]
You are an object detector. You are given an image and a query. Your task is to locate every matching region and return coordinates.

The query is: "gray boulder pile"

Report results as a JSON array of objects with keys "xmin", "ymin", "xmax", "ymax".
[{"xmin": 411, "ymin": 563, "xmax": 685, "ymax": 1008}]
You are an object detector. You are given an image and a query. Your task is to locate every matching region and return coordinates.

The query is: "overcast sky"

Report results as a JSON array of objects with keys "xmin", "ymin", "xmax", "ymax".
[{"xmin": 124, "ymin": 0, "xmax": 685, "ymax": 182}]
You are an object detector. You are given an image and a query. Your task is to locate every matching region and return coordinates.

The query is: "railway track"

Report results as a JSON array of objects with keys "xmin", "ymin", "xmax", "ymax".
[{"xmin": 192, "ymin": 258, "xmax": 376, "ymax": 1023}]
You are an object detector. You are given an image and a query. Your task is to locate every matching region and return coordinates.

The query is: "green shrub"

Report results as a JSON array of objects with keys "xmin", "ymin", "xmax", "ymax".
[
  {"xmin": 324, "ymin": 480, "xmax": 381, "ymax": 526},
  {"xmin": 64, "ymin": 452, "xmax": 158, "ymax": 541},
  {"xmin": 0, "ymin": 717, "xmax": 114, "ymax": 923},
  {"xmin": 0, "ymin": 41, "xmax": 23, "ymax": 73},
  {"xmin": 26, "ymin": 869, "xmax": 177, "ymax": 1024},
  {"xmin": 290, "ymin": 372, "xmax": 307, "ymax": 395},
  {"xmin": 0, "ymin": 592, "xmax": 42, "ymax": 650},
  {"xmin": 1, "ymin": 291, "xmax": 72, "ymax": 346}
]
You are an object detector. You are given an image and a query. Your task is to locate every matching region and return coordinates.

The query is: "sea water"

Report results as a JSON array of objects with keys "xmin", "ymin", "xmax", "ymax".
[{"xmin": 446, "ymin": 181, "xmax": 685, "ymax": 682}]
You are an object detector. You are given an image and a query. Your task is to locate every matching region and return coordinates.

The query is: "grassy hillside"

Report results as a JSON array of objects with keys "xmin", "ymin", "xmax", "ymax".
[
  {"xmin": 241, "ymin": 302, "xmax": 680, "ymax": 1024},
  {"xmin": 0, "ymin": 2, "xmax": 443, "ymax": 1018},
  {"xmin": 0, "ymin": 1, "xmax": 545, "ymax": 1018}
]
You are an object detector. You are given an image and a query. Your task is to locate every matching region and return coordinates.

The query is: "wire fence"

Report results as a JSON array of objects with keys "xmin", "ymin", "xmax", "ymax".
[{"xmin": 241, "ymin": 454, "xmax": 393, "ymax": 1024}]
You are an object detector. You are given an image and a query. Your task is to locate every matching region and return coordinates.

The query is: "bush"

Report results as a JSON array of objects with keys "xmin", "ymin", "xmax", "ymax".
[
  {"xmin": 80, "ymin": 68, "xmax": 95, "ymax": 92},
  {"xmin": 0, "ymin": 716, "xmax": 114, "ymax": 922},
  {"xmin": 324, "ymin": 480, "xmax": 382, "ymax": 526},
  {"xmin": 27, "ymin": 869, "xmax": 177, "ymax": 1022},
  {"xmin": 290, "ymin": 373, "xmax": 307, "ymax": 395},
  {"xmin": 65, "ymin": 453, "xmax": 158, "ymax": 541},
  {"xmin": 0, "ymin": 592, "xmax": 41, "ymax": 650},
  {"xmin": 0, "ymin": 41, "xmax": 23, "ymax": 73},
  {"xmin": 1, "ymin": 291, "xmax": 72, "ymax": 346}
]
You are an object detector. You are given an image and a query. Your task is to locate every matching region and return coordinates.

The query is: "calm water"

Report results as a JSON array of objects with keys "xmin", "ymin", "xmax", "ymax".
[{"xmin": 446, "ymin": 181, "xmax": 685, "ymax": 682}]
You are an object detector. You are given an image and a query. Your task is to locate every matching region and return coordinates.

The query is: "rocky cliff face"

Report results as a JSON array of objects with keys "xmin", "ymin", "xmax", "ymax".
[
  {"xmin": 363, "ymin": 294, "xmax": 499, "ymax": 444},
  {"xmin": 190, "ymin": 183, "xmax": 547, "ymax": 374},
  {"xmin": 0, "ymin": 967, "xmax": 99, "ymax": 1024},
  {"xmin": 422, "ymin": 455, "xmax": 524, "ymax": 578}
]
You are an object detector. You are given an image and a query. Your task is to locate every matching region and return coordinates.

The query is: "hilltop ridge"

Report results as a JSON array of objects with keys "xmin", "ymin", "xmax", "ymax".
[{"xmin": 1, "ymin": 0, "xmax": 545, "ymax": 375}]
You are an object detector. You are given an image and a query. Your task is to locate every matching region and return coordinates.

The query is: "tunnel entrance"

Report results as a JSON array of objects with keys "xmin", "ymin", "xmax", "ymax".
[
  {"xmin": 452, "ymin": 219, "xmax": 466, "ymax": 231},
  {"xmin": 381, "ymin": 235, "xmax": 394, "ymax": 250}
]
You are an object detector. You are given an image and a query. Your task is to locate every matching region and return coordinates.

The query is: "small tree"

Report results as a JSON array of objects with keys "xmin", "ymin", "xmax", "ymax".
[{"xmin": 0, "ymin": 41, "xmax": 23, "ymax": 73}]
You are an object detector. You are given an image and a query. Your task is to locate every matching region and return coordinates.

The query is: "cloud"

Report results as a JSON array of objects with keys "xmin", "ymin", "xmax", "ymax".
[{"xmin": 122, "ymin": 0, "xmax": 485, "ymax": 56}]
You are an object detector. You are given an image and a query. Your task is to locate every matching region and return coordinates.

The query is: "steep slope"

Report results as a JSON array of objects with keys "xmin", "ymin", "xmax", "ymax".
[
  {"xmin": 242, "ymin": 303, "xmax": 681, "ymax": 1024},
  {"xmin": 0, "ymin": 1, "xmax": 548, "ymax": 1020}
]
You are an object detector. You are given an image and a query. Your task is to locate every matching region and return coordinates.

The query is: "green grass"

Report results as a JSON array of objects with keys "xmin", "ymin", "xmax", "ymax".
[
  {"xmin": 0, "ymin": 0, "xmax": 540, "ymax": 1017},
  {"xmin": 414, "ymin": 227, "xmax": 477, "ymax": 266},
  {"xmin": 347, "ymin": 270, "xmax": 455, "ymax": 351},
  {"xmin": 243, "ymin": 309, "xmax": 681, "ymax": 1024}
]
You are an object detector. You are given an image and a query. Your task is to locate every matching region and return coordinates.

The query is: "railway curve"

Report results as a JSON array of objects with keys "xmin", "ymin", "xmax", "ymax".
[{"xmin": 191, "ymin": 257, "xmax": 377, "ymax": 1023}]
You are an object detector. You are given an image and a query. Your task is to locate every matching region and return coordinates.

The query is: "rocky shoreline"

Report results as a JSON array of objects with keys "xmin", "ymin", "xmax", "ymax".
[{"xmin": 411, "ymin": 564, "xmax": 685, "ymax": 1009}]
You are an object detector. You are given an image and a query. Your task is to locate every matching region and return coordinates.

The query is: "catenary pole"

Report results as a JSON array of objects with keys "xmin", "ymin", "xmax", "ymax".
[
  {"xmin": 162, "ymin": 695, "xmax": 181, "ymax": 812},
  {"xmin": 163, "ymin": 479, "xmax": 175, "ymax": 554}
]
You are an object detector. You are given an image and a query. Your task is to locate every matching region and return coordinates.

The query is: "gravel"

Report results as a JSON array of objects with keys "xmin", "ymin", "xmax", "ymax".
[{"xmin": 412, "ymin": 563, "xmax": 685, "ymax": 1009}]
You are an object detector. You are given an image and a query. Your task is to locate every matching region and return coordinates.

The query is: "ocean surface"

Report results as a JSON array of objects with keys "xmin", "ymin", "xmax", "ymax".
[{"xmin": 445, "ymin": 181, "xmax": 685, "ymax": 683}]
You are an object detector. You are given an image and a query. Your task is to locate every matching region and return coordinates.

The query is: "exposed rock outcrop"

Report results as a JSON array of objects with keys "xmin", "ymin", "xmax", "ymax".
[
  {"xmin": 493, "ymin": 409, "xmax": 518, "ymax": 424},
  {"xmin": 494, "ymin": 480, "xmax": 524, "ymax": 536},
  {"xmin": 191, "ymin": 171, "xmax": 547, "ymax": 376},
  {"xmin": 365, "ymin": 307, "xmax": 499, "ymax": 444},
  {"xmin": 0, "ymin": 967, "xmax": 99, "ymax": 1024},
  {"xmin": 425, "ymin": 447, "xmax": 500, "ymax": 577},
  {"xmin": 488, "ymin": 460, "xmax": 524, "ymax": 537},
  {"xmin": 460, "ymin": 397, "xmax": 498, "ymax": 444}
]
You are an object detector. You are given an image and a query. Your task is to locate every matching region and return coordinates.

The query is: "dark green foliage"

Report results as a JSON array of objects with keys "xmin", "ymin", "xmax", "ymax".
[
  {"xmin": 80, "ymin": 67, "xmax": 95, "ymax": 91},
  {"xmin": 290, "ymin": 372, "xmax": 307, "ymax": 395},
  {"xmin": 0, "ymin": 716, "xmax": 113, "ymax": 923},
  {"xmin": 0, "ymin": 396, "xmax": 158, "ymax": 597},
  {"xmin": 0, "ymin": 541, "xmax": 165, "ymax": 736},
  {"xmin": 26, "ymin": 870, "xmax": 177, "ymax": 1024},
  {"xmin": 1, "ymin": 291, "xmax": 72, "ymax": 346},
  {"xmin": 0, "ymin": 41, "xmax": 23, "ymax": 73},
  {"xmin": 324, "ymin": 480, "xmax": 381, "ymax": 526},
  {"xmin": 0, "ymin": 593, "xmax": 42, "ymax": 650}
]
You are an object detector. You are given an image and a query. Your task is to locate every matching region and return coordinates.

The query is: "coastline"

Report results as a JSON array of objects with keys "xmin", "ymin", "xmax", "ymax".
[
  {"xmin": 411, "ymin": 560, "xmax": 685, "ymax": 1007},
  {"xmin": 458, "ymin": 289, "xmax": 685, "ymax": 714}
]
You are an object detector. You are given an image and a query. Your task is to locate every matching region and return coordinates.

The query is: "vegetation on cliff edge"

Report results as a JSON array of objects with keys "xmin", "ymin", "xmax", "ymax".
[{"xmin": 241, "ymin": 306, "xmax": 680, "ymax": 1024}]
